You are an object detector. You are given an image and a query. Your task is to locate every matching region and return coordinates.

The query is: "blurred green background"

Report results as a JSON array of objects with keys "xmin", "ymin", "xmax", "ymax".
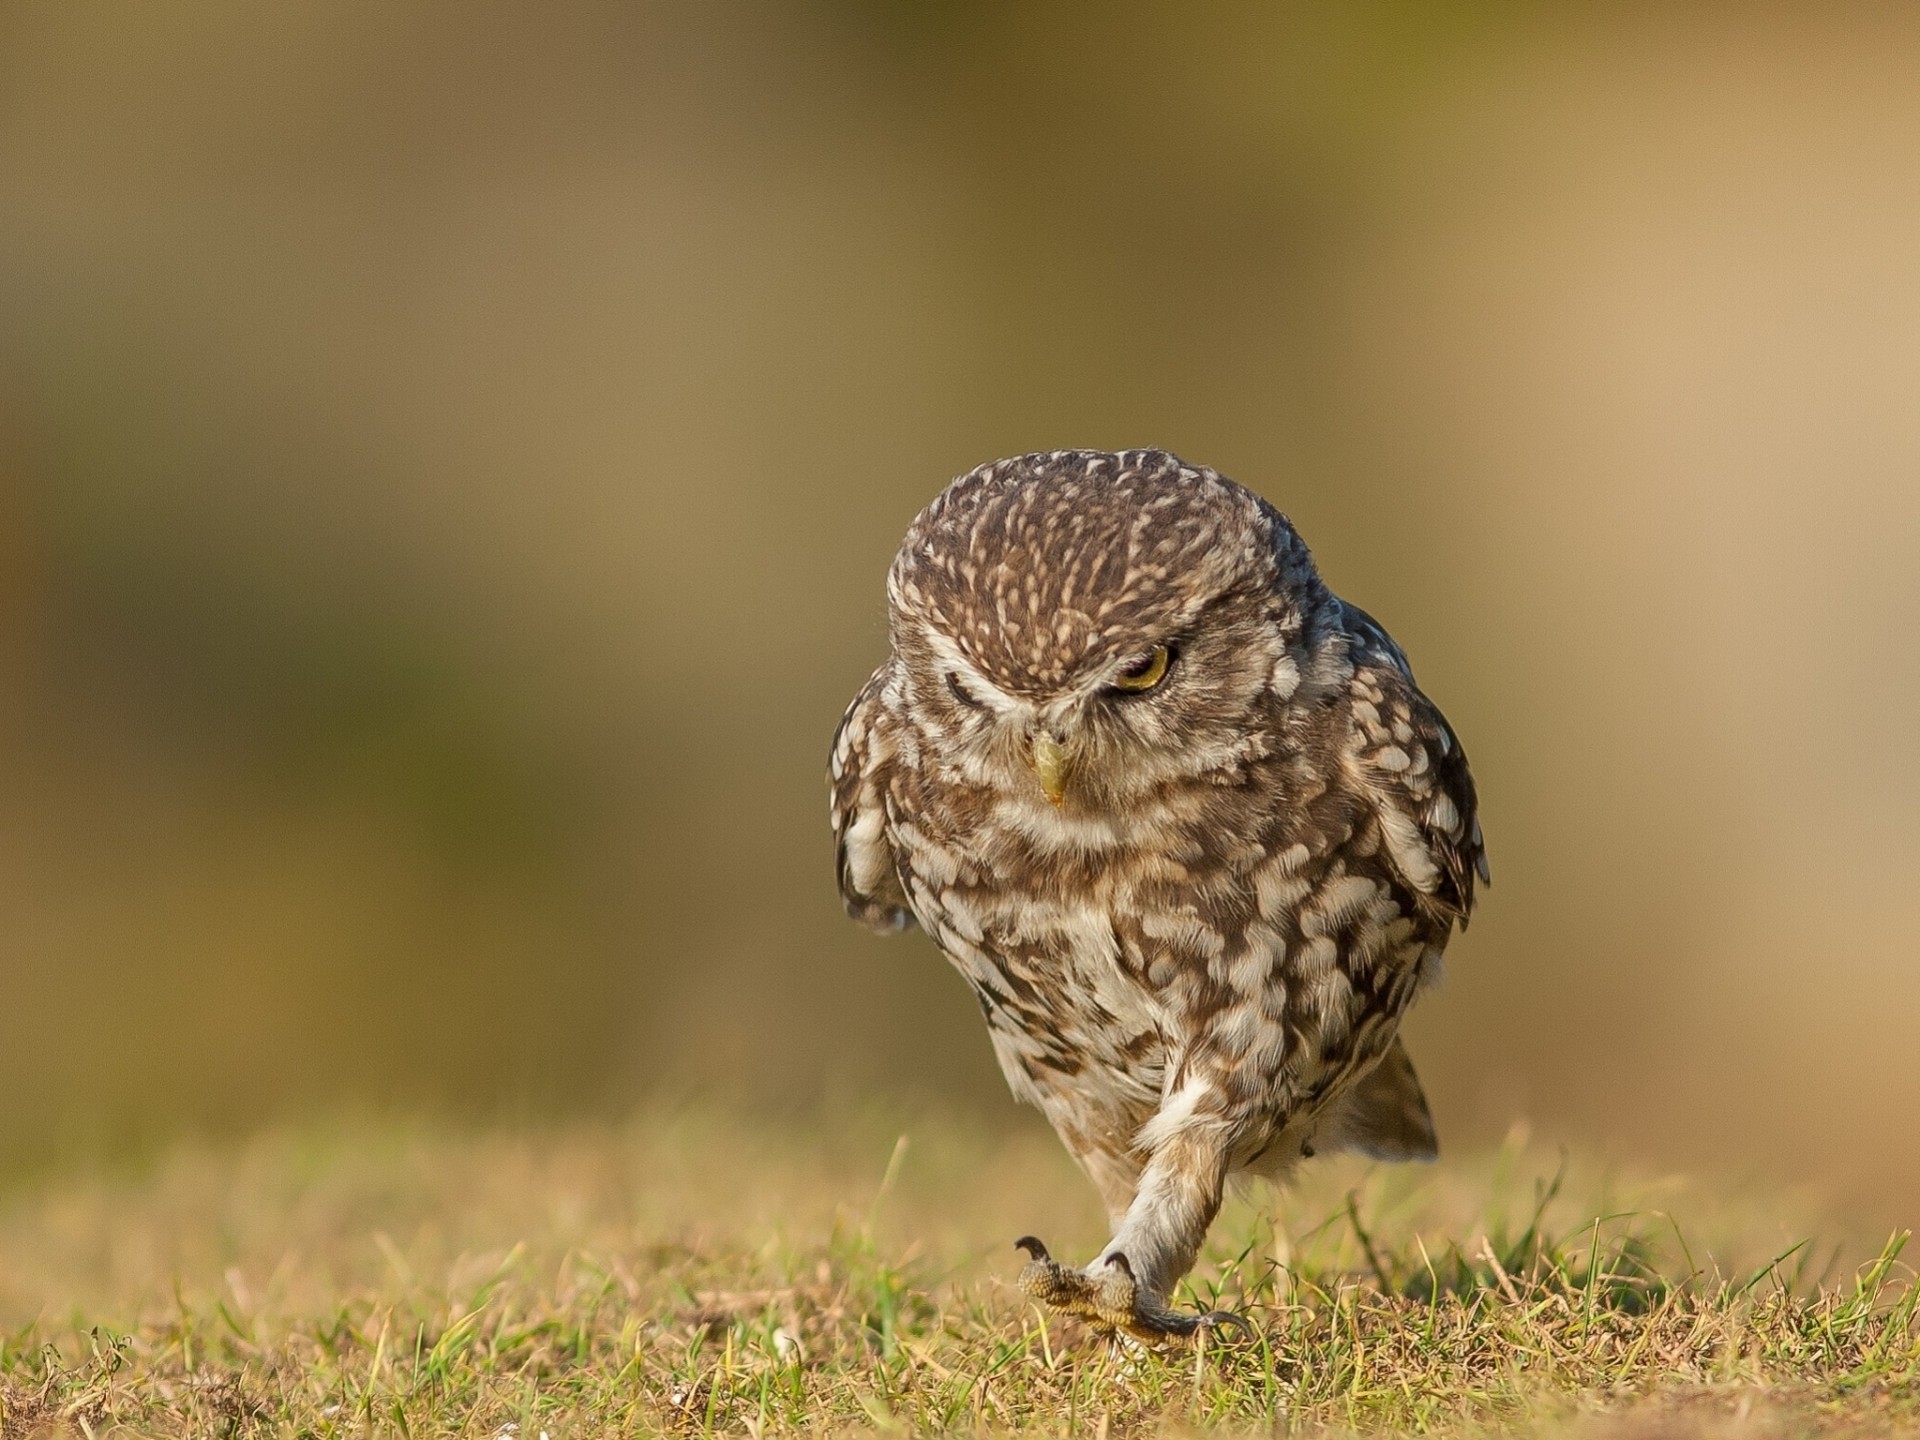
[{"xmin": 2, "ymin": 3, "xmax": 1917, "ymax": 1217}]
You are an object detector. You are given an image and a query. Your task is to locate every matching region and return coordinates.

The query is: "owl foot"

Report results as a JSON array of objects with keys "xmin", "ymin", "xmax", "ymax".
[{"xmin": 1013, "ymin": 1237, "xmax": 1249, "ymax": 1345}]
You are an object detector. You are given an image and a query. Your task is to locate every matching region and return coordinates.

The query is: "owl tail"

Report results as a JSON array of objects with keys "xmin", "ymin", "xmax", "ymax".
[{"xmin": 1321, "ymin": 1036, "xmax": 1439, "ymax": 1163}]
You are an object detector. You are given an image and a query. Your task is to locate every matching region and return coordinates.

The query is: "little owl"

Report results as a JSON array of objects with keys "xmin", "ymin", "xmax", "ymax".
[{"xmin": 829, "ymin": 450, "xmax": 1485, "ymax": 1340}]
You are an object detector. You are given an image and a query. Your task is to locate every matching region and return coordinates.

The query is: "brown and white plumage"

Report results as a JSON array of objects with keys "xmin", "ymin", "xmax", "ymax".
[{"xmin": 829, "ymin": 449, "xmax": 1486, "ymax": 1339}]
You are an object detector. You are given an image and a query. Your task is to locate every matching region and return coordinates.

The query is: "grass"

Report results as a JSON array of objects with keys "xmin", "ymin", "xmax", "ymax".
[{"xmin": 0, "ymin": 1106, "xmax": 1914, "ymax": 1437}]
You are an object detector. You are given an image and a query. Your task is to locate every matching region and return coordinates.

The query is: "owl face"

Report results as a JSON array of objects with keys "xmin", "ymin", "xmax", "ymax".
[{"xmin": 884, "ymin": 451, "xmax": 1321, "ymax": 818}]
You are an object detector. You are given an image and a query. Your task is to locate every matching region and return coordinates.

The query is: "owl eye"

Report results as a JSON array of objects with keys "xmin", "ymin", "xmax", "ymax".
[
  {"xmin": 1108, "ymin": 644, "xmax": 1173, "ymax": 694},
  {"xmin": 946, "ymin": 672, "xmax": 985, "ymax": 708}
]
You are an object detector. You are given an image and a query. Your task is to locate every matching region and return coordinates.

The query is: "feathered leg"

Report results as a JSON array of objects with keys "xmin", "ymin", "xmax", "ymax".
[{"xmin": 1017, "ymin": 1103, "xmax": 1248, "ymax": 1342}]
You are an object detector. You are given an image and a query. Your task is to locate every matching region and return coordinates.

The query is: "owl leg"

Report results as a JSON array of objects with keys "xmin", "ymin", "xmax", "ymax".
[
  {"xmin": 1059, "ymin": 1126, "xmax": 1143, "ymax": 1228},
  {"xmin": 1015, "ymin": 1117, "xmax": 1247, "ymax": 1343}
]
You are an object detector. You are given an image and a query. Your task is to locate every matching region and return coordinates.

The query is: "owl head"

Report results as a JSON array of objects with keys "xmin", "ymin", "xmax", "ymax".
[{"xmin": 885, "ymin": 450, "xmax": 1333, "ymax": 818}]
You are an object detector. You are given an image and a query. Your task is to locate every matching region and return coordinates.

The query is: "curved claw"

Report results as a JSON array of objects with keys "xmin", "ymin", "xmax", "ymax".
[
  {"xmin": 1195, "ymin": 1309, "xmax": 1253, "ymax": 1339},
  {"xmin": 1117, "ymin": 1295, "xmax": 1252, "ymax": 1343},
  {"xmin": 1014, "ymin": 1239, "xmax": 1254, "ymax": 1344}
]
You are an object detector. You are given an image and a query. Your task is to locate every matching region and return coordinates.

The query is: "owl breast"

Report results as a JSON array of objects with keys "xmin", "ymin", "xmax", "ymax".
[{"xmin": 884, "ymin": 747, "xmax": 1435, "ymax": 1168}]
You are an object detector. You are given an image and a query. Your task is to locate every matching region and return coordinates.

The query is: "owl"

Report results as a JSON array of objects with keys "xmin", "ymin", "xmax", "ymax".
[{"xmin": 829, "ymin": 450, "xmax": 1485, "ymax": 1341}]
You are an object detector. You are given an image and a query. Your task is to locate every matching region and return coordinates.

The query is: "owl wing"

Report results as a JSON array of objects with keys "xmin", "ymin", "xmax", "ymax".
[
  {"xmin": 829, "ymin": 662, "xmax": 916, "ymax": 933},
  {"xmin": 1339, "ymin": 603, "xmax": 1488, "ymax": 928}
]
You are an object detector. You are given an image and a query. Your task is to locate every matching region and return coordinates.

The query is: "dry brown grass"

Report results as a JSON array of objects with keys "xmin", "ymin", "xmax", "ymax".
[{"xmin": 0, "ymin": 1107, "xmax": 1913, "ymax": 1437}]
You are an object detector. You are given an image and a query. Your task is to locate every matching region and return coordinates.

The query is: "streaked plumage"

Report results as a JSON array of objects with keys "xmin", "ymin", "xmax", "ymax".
[{"xmin": 830, "ymin": 449, "xmax": 1486, "ymax": 1339}]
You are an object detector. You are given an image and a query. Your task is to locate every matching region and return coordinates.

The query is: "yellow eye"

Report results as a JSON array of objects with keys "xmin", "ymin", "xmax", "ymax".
[{"xmin": 1109, "ymin": 644, "xmax": 1172, "ymax": 693}]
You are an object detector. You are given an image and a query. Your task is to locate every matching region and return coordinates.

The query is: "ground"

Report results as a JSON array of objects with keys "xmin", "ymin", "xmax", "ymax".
[{"xmin": 0, "ymin": 1106, "xmax": 1913, "ymax": 1438}]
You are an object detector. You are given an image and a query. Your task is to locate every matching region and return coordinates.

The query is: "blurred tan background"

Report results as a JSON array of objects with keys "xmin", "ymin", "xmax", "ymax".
[{"xmin": 1, "ymin": 4, "xmax": 1916, "ymax": 1218}]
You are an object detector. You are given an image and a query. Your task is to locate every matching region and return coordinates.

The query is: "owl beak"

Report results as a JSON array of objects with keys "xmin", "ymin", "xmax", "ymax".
[{"xmin": 1031, "ymin": 733, "xmax": 1072, "ymax": 806}]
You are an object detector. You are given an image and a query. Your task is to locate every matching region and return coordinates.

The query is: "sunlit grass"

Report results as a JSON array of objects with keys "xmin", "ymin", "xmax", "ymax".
[{"xmin": 0, "ymin": 1108, "xmax": 1913, "ymax": 1436}]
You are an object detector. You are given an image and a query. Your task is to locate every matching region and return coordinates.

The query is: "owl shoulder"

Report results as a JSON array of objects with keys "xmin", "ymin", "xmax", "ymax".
[
  {"xmin": 1334, "ymin": 603, "xmax": 1487, "ymax": 926},
  {"xmin": 829, "ymin": 662, "xmax": 916, "ymax": 934}
]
